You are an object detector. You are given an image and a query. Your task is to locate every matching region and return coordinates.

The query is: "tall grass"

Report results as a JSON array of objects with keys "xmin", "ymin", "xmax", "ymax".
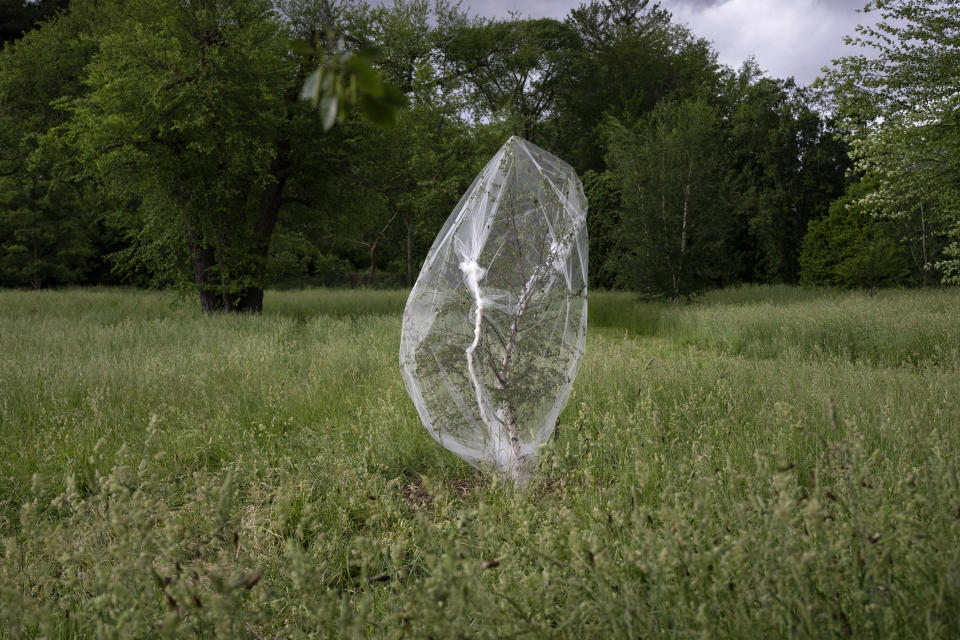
[{"xmin": 1, "ymin": 286, "xmax": 958, "ymax": 638}]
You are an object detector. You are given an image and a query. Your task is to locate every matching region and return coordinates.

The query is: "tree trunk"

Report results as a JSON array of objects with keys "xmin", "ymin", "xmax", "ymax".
[
  {"xmin": 187, "ymin": 229, "xmax": 223, "ymax": 313},
  {"xmin": 234, "ymin": 141, "xmax": 291, "ymax": 313},
  {"xmin": 406, "ymin": 219, "xmax": 414, "ymax": 287},
  {"xmin": 368, "ymin": 239, "xmax": 378, "ymax": 283},
  {"xmin": 367, "ymin": 208, "xmax": 401, "ymax": 286},
  {"xmin": 186, "ymin": 141, "xmax": 290, "ymax": 314},
  {"xmin": 676, "ymin": 160, "xmax": 692, "ymax": 303},
  {"xmin": 180, "ymin": 184, "xmax": 223, "ymax": 312},
  {"xmin": 920, "ymin": 202, "xmax": 928, "ymax": 287}
]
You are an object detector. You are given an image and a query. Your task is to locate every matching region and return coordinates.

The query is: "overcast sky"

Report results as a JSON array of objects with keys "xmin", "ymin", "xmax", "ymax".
[{"xmin": 467, "ymin": 0, "xmax": 875, "ymax": 86}]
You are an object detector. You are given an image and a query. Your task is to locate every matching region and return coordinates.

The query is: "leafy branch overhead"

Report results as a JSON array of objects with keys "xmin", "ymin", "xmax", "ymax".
[{"xmin": 293, "ymin": 29, "xmax": 408, "ymax": 131}]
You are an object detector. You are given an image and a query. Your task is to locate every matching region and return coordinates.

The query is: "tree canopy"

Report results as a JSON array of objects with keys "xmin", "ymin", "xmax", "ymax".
[
  {"xmin": 819, "ymin": 0, "xmax": 960, "ymax": 284},
  {"xmin": 0, "ymin": 0, "xmax": 955, "ymax": 306}
]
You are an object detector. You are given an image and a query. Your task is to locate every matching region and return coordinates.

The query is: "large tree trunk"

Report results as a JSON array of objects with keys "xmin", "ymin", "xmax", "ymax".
[
  {"xmin": 186, "ymin": 141, "xmax": 291, "ymax": 314},
  {"xmin": 189, "ymin": 241, "xmax": 223, "ymax": 313},
  {"xmin": 185, "ymin": 220, "xmax": 224, "ymax": 313},
  {"xmin": 233, "ymin": 141, "xmax": 291, "ymax": 313}
]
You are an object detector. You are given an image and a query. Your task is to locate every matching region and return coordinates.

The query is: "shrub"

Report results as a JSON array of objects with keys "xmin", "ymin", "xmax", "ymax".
[{"xmin": 800, "ymin": 179, "xmax": 910, "ymax": 290}]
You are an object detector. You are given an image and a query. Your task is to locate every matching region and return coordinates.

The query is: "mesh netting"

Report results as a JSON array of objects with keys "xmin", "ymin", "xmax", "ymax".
[{"xmin": 400, "ymin": 136, "xmax": 588, "ymax": 485}]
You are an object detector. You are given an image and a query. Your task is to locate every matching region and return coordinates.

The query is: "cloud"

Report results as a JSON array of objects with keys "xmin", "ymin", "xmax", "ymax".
[
  {"xmin": 668, "ymin": 0, "xmax": 727, "ymax": 7},
  {"xmin": 462, "ymin": 0, "xmax": 571, "ymax": 20},
  {"xmin": 669, "ymin": 0, "xmax": 866, "ymax": 8},
  {"xmin": 459, "ymin": 0, "xmax": 876, "ymax": 85},
  {"xmin": 664, "ymin": 0, "xmax": 869, "ymax": 84}
]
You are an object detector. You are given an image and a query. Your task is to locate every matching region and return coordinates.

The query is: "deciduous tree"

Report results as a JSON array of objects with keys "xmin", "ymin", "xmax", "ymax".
[
  {"xmin": 603, "ymin": 98, "xmax": 728, "ymax": 299},
  {"xmin": 819, "ymin": 0, "xmax": 960, "ymax": 283},
  {"xmin": 63, "ymin": 0, "xmax": 403, "ymax": 311},
  {"xmin": 555, "ymin": 0, "xmax": 718, "ymax": 172},
  {"xmin": 441, "ymin": 16, "xmax": 580, "ymax": 142},
  {"xmin": 722, "ymin": 66, "xmax": 849, "ymax": 283}
]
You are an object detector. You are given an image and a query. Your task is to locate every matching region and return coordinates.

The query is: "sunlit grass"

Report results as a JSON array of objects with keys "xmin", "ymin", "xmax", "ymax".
[{"xmin": 1, "ymin": 286, "xmax": 958, "ymax": 638}]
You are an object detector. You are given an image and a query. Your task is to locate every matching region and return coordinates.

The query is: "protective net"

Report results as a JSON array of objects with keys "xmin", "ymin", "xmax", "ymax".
[{"xmin": 400, "ymin": 136, "xmax": 588, "ymax": 485}]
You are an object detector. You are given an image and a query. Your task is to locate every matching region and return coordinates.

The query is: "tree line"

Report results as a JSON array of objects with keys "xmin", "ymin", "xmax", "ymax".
[{"xmin": 0, "ymin": 0, "xmax": 956, "ymax": 310}]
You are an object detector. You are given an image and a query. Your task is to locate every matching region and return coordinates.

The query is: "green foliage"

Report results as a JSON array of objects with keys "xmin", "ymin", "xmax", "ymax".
[
  {"xmin": 64, "ymin": 0, "xmax": 293, "ymax": 311},
  {"xmin": 295, "ymin": 28, "xmax": 408, "ymax": 130},
  {"xmin": 267, "ymin": 230, "xmax": 321, "ymax": 283},
  {"xmin": 2, "ymin": 0, "xmax": 954, "ymax": 297},
  {"xmin": 819, "ymin": 0, "xmax": 960, "ymax": 283},
  {"xmin": 442, "ymin": 16, "xmax": 581, "ymax": 142},
  {"xmin": 603, "ymin": 98, "xmax": 729, "ymax": 299},
  {"xmin": 833, "ymin": 232, "xmax": 909, "ymax": 292},
  {"xmin": 555, "ymin": 0, "xmax": 718, "ymax": 172},
  {"xmin": 0, "ymin": 162, "xmax": 95, "ymax": 288},
  {"xmin": 2, "ymin": 287, "xmax": 959, "ymax": 636},
  {"xmin": 581, "ymin": 169, "xmax": 621, "ymax": 289},
  {"xmin": 0, "ymin": 0, "xmax": 114, "ymax": 288},
  {"xmin": 1, "ymin": 0, "xmax": 412, "ymax": 308},
  {"xmin": 722, "ymin": 66, "xmax": 850, "ymax": 282},
  {"xmin": 800, "ymin": 179, "xmax": 910, "ymax": 290},
  {"xmin": 266, "ymin": 230, "xmax": 351, "ymax": 286},
  {"xmin": 296, "ymin": 0, "xmax": 484, "ymax": 287}
]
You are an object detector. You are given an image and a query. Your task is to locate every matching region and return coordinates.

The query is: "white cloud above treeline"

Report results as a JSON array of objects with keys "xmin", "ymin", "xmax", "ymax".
[
  {"xmin": 464, "ymin": 0, "xmax": 877, "ymax": 85},
  {"xmin": 666, "ymin": 0, "xmax": 872, "ymax": 84}
]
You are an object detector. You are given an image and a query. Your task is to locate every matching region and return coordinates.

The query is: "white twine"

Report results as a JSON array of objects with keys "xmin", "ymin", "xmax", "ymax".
[{"xmin": 459, "ymin": 259, "xmax": 492, "ymax": 431}]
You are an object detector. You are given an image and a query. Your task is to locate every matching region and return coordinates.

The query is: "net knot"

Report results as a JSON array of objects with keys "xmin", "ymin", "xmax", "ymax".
[{"xmin": 458, "ymin": 259, "xmax": 486, "ymax": 282}]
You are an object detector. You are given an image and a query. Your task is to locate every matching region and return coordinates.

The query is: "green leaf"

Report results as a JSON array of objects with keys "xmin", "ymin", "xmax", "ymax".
[
  {"xmin": 300, "ymin": 70, "xmax": 321, "ymax": 104},
  {"xmin": 358, "ymin": 94, "xmax": 398, "ymax": 127},
  {"xmin": 289, "ymin": 39, "xmax": 315, "ymax": 56},
  {"xmin": 381, "ymin": 84, "xmax": 409, "ymax": 108},
  {"xmin": 355, "ymin": 46, "xmax": 385, "ymax": 63},
  {"xmin": 346, "ymin": 56, "xmax": 383, "ymax": 97},
  {"xmin": 320, "ymin": 94, "xmax": 338, "ymax": 132}
]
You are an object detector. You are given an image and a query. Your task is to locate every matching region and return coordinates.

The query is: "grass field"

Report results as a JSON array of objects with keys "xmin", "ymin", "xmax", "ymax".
[{"xmin": 1, "ymin": 285, "xmax": 959, "ymax": 638}]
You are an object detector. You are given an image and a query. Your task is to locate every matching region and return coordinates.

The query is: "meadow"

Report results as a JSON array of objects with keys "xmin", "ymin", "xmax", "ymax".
[{"xmin": 1, "ymin": 285, "xmax": 959, "ymax": 638}]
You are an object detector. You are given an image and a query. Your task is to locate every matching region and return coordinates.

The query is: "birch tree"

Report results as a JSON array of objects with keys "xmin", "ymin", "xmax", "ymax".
[{"xmin": 603, "ymin": 98, "xmax": 726, "ymax": 299}]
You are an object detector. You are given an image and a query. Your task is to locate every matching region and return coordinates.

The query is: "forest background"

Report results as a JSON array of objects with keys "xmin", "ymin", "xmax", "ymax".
[{"xmin": 1, "ymin": 0, "xmax": 958, "ymax": 307}]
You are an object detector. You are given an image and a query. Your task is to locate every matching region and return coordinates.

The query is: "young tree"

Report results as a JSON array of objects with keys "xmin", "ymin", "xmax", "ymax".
[
  {"xmin": 580, "ymin": 169, "xmax": 621, "ymax": 289},
  {"xmin": 0, "ymin": 180, "xmax": 92, "ymax": 288},
  {"xmin": 401, "ymin": 136, "xmax": 588, "ymax": 485},
  {"xmin": 603, "ymin": 98, "xmax": 728, "ymax": 299}
]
